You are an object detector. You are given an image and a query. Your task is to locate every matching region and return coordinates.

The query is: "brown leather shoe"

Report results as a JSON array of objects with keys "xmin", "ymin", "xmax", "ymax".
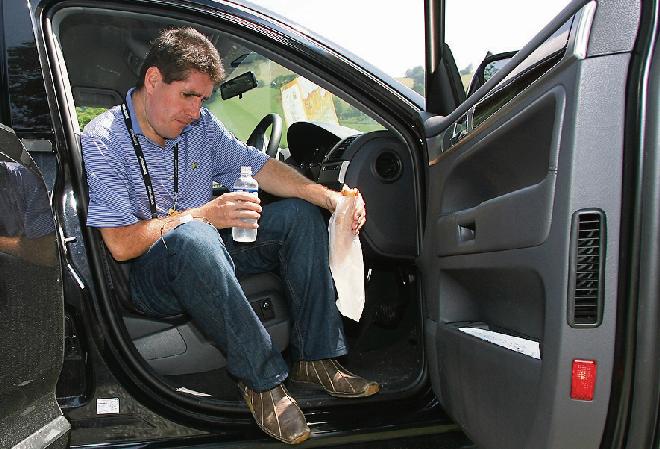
[
  {"xmin": 239, "ymin": 382, "xmax": 310, "ymax": 445},
  {"xmin": 290, "ymin": 359, "xmax": 380, "ymax": 398}
]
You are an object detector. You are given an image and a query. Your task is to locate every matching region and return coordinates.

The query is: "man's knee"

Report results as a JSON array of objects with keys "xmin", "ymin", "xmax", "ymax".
[
  {"xmin": 165, "ymin": 220, "xmax": 233, "ymax": 269},
  {"xmin": 278, "ymin": 198, "xmax": 324, "ymax": 229}
]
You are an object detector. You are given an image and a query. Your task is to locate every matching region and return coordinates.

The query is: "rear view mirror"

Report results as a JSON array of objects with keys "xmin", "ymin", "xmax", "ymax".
[{"xmin": 220, "ymin": 71, "xmax": 257, "ymax": 100}]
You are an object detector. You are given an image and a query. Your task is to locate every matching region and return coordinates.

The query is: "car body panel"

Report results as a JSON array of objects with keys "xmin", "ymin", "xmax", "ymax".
[{"xmin": 0, "ymin": 123, "xmax": 68, "ymax": 447}]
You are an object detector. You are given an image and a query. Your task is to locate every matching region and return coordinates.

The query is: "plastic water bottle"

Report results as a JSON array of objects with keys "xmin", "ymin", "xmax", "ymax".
[{"xmin": 232, "ymin": 166, "xmax": 259, "ymax": 242}]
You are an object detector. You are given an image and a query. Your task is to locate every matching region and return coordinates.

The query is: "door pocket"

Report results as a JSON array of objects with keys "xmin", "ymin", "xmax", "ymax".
[{"xmin": 435, "ymin": 323, "xmax": 542, "ymax": 449}]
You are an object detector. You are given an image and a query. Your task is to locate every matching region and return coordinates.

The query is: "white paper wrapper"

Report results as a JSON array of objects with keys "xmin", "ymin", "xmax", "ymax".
[{"xmin": 328, "ymin": 194, "xmax": 365, "ymax": 321}]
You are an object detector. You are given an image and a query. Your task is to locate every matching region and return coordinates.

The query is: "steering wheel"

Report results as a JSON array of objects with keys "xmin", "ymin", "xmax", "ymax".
[{"xmin": 246, "ymin": 113, "xmax": 282, "ymax": 158}]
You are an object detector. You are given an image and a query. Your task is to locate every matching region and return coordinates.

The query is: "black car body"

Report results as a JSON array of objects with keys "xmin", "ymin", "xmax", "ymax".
[{"xmin": 1, "ymin": 0, "xmax": 658, "ymax": 448}]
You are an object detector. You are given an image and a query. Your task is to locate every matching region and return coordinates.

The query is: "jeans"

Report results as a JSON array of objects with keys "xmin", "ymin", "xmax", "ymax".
[{"xmin": 129, "ymin": 198, "xmax": 347, "ymax": 391}]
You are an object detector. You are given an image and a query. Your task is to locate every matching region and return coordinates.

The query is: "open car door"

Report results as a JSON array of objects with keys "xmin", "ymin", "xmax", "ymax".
[
  {"xmin": 419, "ymin": 0, "xmax": 648, "ymax": 448},
  {"xmin": 0, "ymin": 124, "xmax": 69, "ymax": 448}
]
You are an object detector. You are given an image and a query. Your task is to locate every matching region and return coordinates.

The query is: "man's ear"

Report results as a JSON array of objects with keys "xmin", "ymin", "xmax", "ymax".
[{"xmin": 144, "ymin": 67, "xmax": 163, "ymax": 93}]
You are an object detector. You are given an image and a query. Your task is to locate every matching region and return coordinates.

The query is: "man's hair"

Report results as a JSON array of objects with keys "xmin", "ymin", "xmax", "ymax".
[{"xmin": 137, "ymin": 27, "xmax": 224, "ymax": 88}]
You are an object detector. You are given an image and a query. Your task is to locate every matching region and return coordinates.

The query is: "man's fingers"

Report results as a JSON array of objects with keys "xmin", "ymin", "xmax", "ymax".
[
  {"xmin": 217, "ymin": 194, "xmax": 262, "ymax": 213},
  {"xmin": 222, "ymin": 191, "xmax": 261, "ymax": 204},
  {"xmin": 232, "ymin": 200, "xmax": 262, "ymax": 213},
  {"xmin": 352, "ymin": 191, "xmax": 367, "ymax": 234},
  {"xmin": 229, "ymin": 209, "xmax": 260, "ymax": 229},
  {"xmin": 202, "ymin": 192, "xmax": 262, "ymax": 229},
  {"xmin": 234, "ymin": 209, "xmax": 261, "ymax": 220}
]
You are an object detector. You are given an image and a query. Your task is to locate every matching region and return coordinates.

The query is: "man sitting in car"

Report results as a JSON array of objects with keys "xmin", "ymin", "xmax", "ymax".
[{"xmin": 81, "ymin": 27, "xmax": 378, "ymax": 445}]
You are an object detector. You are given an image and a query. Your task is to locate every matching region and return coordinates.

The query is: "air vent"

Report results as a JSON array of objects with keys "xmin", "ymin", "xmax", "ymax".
[
  {"xmin": 568, "ymin": 210, "xmax": 605, "ymax": 327},
  {"xmin": 374, "ymin": 151, "xmax": 402, "ymax": 182},
  {"xmin": 328, "ymin": 135, "xmax": 359, "ymax": 161}
]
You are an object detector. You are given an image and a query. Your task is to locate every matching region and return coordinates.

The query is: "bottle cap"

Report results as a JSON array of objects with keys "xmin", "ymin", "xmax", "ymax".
[{"xmin": 240, "ymin": 166, "xmax": 252, "ymax": 176}]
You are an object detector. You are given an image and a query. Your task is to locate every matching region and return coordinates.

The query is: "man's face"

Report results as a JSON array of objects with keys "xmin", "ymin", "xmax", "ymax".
[{"xmin": 143, "ymin": 68, "xmax": 215, "ymax": 141}]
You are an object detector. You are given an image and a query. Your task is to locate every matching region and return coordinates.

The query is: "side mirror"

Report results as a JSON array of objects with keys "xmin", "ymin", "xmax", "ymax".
[
  {"xmin": 220, "ymin": 71, "xmax": 257, "ymax": 100},
  {"xmin": 466, "ymin": 51, "xmax": 517, "ymax": 98}
]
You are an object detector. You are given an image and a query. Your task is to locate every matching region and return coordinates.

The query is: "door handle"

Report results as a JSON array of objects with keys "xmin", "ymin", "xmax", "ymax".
[{"xmin": 458, "ymin": 222, "xmax": 476, "ymax": 242}]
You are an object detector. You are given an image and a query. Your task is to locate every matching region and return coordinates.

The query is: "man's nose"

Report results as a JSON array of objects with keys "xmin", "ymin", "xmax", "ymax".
[{"xmin": 186, "ymin": 99, "xmax": 202, "ymax": 120}]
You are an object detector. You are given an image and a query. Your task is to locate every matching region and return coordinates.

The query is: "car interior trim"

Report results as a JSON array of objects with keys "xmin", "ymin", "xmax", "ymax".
[
  {"xmin": 429, "ymin": 3, "xmax": 598, "ymax": 163},
  {"xmin": 424, "ymin": 0, "xmax": 591, "ymax": 139},
  {"xmin": 573, "ymin": 1, "xmax": 597, "ymax": 59}
]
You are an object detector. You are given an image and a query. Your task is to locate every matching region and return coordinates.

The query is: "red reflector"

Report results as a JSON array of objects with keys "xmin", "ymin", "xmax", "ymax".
[{"xmin": 571, "ymin": 359, "xmax": 597, "ymax": 401}]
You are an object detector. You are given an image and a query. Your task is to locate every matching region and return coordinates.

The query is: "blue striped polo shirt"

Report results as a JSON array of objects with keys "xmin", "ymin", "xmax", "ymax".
[{"xmin": 82, "ymin": 89, "xmax": 269, "ymax": 228}]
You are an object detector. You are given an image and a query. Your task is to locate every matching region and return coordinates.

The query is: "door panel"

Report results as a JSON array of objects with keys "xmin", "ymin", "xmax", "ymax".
[
  {"xmin": 421, "ymin": 3, "xmax": 631, "ymax": 448},
  {"xmin": 434, "ymin": 89, "xmax": 563, "ymax": 256},
  {"xmin": 0, "ymin": 124, "xmax": 68, "ymax": 449}
]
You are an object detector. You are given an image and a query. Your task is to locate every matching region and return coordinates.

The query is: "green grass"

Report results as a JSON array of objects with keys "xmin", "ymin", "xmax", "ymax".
[
  {"xmin": 206, "ymin": 87, "xmax": 289, "ymax": 146},
  {"xmin": 76, "ymin": 106, "xmax": 108, "ymax": 130},
  {"xmin": 207, "ymin": 85, "xmax": 383, "ymax": 146},
  {"xmin": 339, "ymin": 121, "xmax": 383, "ymax": 133}
]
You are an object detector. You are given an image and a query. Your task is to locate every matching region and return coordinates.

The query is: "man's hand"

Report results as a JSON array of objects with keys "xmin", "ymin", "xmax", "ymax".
[
  {"xmin": 195, "ymin": 192, "xmax": 261, "ymax": 230},
  {"xmin": 327, "ymin": 187, "xmax": 366, "ymax": 235},
  {"xmin": 352, "ymin": 190, "xmax": 367, "ymax": 235}
]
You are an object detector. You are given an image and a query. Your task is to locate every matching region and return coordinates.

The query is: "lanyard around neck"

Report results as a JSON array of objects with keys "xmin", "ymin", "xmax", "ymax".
[{"xmin": 121, "ymin": 103, "xmax": 178, "ymax": 219}]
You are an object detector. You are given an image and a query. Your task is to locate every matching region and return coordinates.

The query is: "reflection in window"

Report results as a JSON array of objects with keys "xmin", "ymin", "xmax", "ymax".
[{"xmin": 0, "ymin": 161, "xmax": 56, "ymax": 267}]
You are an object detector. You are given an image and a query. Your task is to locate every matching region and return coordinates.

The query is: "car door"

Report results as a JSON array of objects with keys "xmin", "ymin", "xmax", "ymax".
[
  {"xmin": 0, "ymin": 126, "xmax": 68, "ymax": 447},
  {"xmin": 419, "ymin": 1, "xmax": 643, "ymax": 448}
]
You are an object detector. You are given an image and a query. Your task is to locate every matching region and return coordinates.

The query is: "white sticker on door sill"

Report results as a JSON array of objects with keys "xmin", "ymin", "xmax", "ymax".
[
  {"xmin": 459, "ymin": 327, "xmax": 541, "ymax": 359},
  {"xmin": 176, "ymin": 387, "xmax": 212, "ymax": 397},
  {"xmin": 96, "ymin": 398, "xmax": 120, "ymax": 414}
]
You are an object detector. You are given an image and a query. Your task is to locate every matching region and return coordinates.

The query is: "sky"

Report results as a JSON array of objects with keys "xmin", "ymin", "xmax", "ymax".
[{"xmin": 244, "ymin": 0, "xmax": 572, "ymax": 78}]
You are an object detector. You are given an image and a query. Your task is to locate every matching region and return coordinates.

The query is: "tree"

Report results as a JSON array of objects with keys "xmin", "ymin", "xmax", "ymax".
[
  {"xmin": 459, "ymin": 64, "xmax": 474, "ymax": 76},
  {"xmin": 405, "ymin": 66, "xmax": 425, "ymax": 95}
]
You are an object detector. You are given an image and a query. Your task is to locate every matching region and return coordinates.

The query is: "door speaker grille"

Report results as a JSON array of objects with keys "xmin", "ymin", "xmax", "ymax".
[{"xmin": 568, "ymin": 210, "xmax": 605, "ymax": 327}]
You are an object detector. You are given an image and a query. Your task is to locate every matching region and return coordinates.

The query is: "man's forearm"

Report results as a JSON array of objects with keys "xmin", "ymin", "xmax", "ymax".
[
  {"xmin": 100, "ymin": 215, "xmax": 181, "ymax": 262},
  {"xmin": 255, "ymin": 159, "xmax": 367, "ymax": 234},
  {"xmin": 100, "ymin": 189, "xmax": 267, "ymax": 262},
  {"xmin": 255, "ymin": 159, "xmax": 339, "ymax": 211}
]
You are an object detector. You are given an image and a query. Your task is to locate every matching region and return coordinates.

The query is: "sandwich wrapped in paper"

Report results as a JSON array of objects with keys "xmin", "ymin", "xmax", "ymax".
[{"xmin": 328, "ymin": 187, "xmax": 365, "ymax": 321}]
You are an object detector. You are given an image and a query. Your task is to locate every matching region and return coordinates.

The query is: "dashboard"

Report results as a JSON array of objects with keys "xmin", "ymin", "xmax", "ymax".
[{"xmin": 284, "ymin": 122, "xmax": 418, "ymax": 259}]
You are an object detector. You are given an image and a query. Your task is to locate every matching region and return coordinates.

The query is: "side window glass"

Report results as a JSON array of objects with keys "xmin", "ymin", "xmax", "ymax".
[{"xmin": 445, "ymin": 0, "xmax": 571, "ymax": 94}]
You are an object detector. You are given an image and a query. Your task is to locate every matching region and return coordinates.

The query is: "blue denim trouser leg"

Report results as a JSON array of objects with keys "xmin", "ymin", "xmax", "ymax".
[{"xmin": 129, "ymin": 198, "xmax": 347, "ymax": 391}]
